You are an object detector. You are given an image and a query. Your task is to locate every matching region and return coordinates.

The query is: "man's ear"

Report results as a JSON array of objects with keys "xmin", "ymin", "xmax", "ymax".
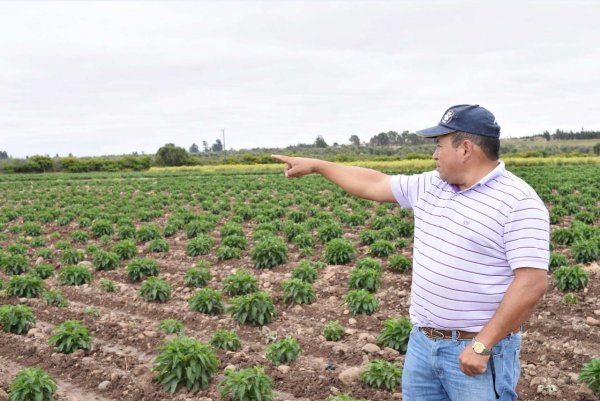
[{"xmin": 461, "ymin": 140, "xmax": 474, "ymax": 158}]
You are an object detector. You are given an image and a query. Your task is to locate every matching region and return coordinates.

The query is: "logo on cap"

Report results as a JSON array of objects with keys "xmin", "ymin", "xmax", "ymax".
[{"xmin": 442, "ymin": 110, "xmax": 454, "ymax": 124}]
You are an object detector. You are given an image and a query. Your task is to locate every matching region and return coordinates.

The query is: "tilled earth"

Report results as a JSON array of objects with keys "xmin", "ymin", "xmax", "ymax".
[{"xmin": 1, "ymin": 224, "xmax": 599, "ymax": 401}]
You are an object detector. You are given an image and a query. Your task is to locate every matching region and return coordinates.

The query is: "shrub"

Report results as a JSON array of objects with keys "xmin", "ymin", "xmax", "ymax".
[
  {"xmin": 579, "ymin": 357, "xmax": 600, "ymax": 396},
  {"xmin": 91, "ymin": 219, "xmax": 113, "ymax": 237},
  {"xmin": 92, "ymin": 250, "xmax": 120, "ymax": 271},
  {"xmin": 209, "ymin": 329, "xmax": 242, "ymax": 351},
  {"xmin": 148, "ymin": 238, "xmax": 169, "ymax": 253},
  {"xmin": 549, "ymin": 252, "xmax": 568, "ymax": 272},
  {"xmin": 139, "ymin": 277, "xmax": 172, "ymax": 303},
  {"xmin": 55, "ymin": 240, "xmax": 71, "ymax": 251},
  {"xmin": 395, "ymin": 238, "xmax": 409, "ymax": 249},
  {"xmin": 348, "ymin": 268, "xmax": 381, "ymax": 293},
  {"xmin": 158, "ymin": 319, "xmax": 185, "ymax": 335},
  {"xmin": 359, "ymin": 229, "xmax": 379, "ymax": 245},
  {"xmin": 60, "ymin": 248, "xmax": 85, "ymax": 265},
  {"xmin": 153, "ymin": 336, "xmax": 219, "ymax": 393},
  {"xmin": 35, "ymin": 248, "xmax": 53, "ymax": 260},
  {"xmin": 562, "ymin": 293, "xmax": 579, "ymax": 305},
  {"xmin": 117, "ymin": 224, "xmax": 136, "ymax": 240},
  {"xmin": 186, "ymin": 235, "xmax": 214, "ymax": 256},
  {"xmin": 216, "ymin": 245, "xmax": 242, "ymax": 261},
  {"xmin": 221, "ymin": 235, "xmax": 247, "ymax": 250},
  {"xmin": 292, "ymin": 262, "xmax": 318, "ymax": 283},
  {"xmin": 99, "ymin": 278, "xmax": 118, "ymax": 293},
  {"xmin": 265, "ymin": 336, "xmax": 301, "ymax": 366},
  {"xmin": 4, "ymin": 255, "xmax": 29, "ymax": 276},
  {"xmin": 59, "ymin": 265, "xmax": 92, "ymax": 286},
  {"xmin": 377, "ymin": 317, "xmax": 412, "ymax": 353},
  {"xmin": 377, "ymin": 227, "xmax": 397, "ymax": 241},
  {"xmin": 292, "ymin": 233, "xmax": 315, "ymax": 249},
  {"xmin": 83, "ymin": 307, "xmax": 100, "ymax": 318},
  {"xmin": 136, "ymin": 223, "xmax": 162, "ymax": 242},
  {"xmin": 188, "ymin": 288, "xmax": 224, "ymax": 315},
  {"xmin": 228, "ymin": 291, "xmax": 276, "ymax": 325},
  {"xmin": 218, "ymin": 366, "xmax": 274, "ymax": 401},
  {"xmin": 126, "ymin": 258, "xmax": 159, "ymax": 281},
  {"xmin": 223, "ymin": 269, "xmax": 258, "ymax": 296},
  {"xmin": 70, "ymin": 230, "xmax": 89, "ymax": 243},
  {"xmin": 323, "ymin": 238, "xmax": 356, "ymax": 265},
  {"xmin": 553, "ymin": 266, "xmax": 589, "ymax": 291},
  {"xmin": 112, "ymin": 239, "xmax": 138, "ymax": 260},
  {"xmin": 8, "ymin": 243, "xmax": 27, "ymax": 255},
  {"xmin": 251, "ymin": 236, "xmax": 288, "ymax": 268},
  {"xmin": 281, "ymin": 278, "xmax": 316, "ymax": 304},
  {"xmin": 370, "ymin": 239, "xmax": 394, "ymax": 257},
  {"xmin": 551, "ymin": 228, "xmax": 575, "ymax": 245},
  {"xmin": 318, "ymin": 222, "xmax": 344, "ymax": 243},
  {"xmin": 355, "ymin": 257, "xmax": 383, "ymax": 272},
  {"xmin": 220, "ymin": 222, "xmax": 245, "ymax": 238},
  {"xmin": 282, "ymin": 222, "xmax": 308, "ymax": 242},
  {"xmin": 43, "ymin": 289, "xmax": 69, "ymax": 307},
  {"xmin": 344, "ymin": 289, "xmax": 379, "ymax": 315},
  {"xmin": 48, "ymin": 320, "xmax": 92, "ymax": 354},
  {"xmin": 184, "ymin": 267, "xmax": 211, "ymax": 288},
  {"xmin": 323, "ymin": 320, "xmax": 345, "ymax": 342},
  {"xmin": 185, "ymin": 220, "xmax": 213, "ymax": 238},
  {"xmin": 571, "ymin": 239, "xmax": 599, "ymax": 264},
  {"xmin": 29, "ymin": 236, "xmax": 45, "ymax": 248},
  {"xmin": 8, "ymin": 274, "xmax": 44, "ymax": 298},
  {"xmin": 23, "ymin": 222, "xmax": 43, "ymax": 236},
  {"xmin": 388, "ymin": 255, "xmax": 412, "ymax": 272},
  {"xmin": 360, "ymin": 359, "xmax": 402, "ymax": 391},
  {"xmin": 31, "ymin": 263, "xmax": 54, "ymax": 279},
  {"xmin": 0, "ymin": 304, "xmax": 36, "ymax": 335},
  {"xmin": 9, "ymin": 367, "xmax": 57, "ymax": 401}
]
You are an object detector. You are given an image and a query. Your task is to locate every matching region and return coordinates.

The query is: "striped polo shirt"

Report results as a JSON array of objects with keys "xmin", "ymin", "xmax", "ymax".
[{"xmin": 390, "ymin": 161, "xmax": 549, "ymax": 332}]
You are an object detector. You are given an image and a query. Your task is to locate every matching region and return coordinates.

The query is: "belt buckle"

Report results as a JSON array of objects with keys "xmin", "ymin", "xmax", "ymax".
[{"xmin": 424, "ymin": 327, "xmax": 446, "ymax": 339}]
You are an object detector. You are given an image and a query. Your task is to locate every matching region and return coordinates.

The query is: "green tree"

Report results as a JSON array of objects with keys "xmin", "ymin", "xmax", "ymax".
[
  {"xmin": 211, "ymin": 139, "xmax": 223, "ymax": 152},
  {"xmin": 543, "ymin": 130, "xmax": 551, "ymax": 142},
  {"xmin": 155, "ymin": 144, "xmax": 190, "ymax": 166},
  {"xmin": 349, "ymin": 135, "xmax": 361, "ymax": 146},
  {"xmin": 189, "ymin": 143, "xmax": 200, "ymax": 153},
  {"xmin": 593, "ymin": 142, "xmax": 600, "ymax": 156},
  {"xmin": 0, "ymin": 150, "xmax": 8, "ymax": 159},
  {"xmin": 314, "ymin": 135, "xmax": 328, "ymax": 148}
]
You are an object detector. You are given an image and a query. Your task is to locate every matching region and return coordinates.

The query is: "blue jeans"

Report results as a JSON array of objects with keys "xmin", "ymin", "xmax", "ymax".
[{"xmin": 402, "ymin": 327, "xmax": 522, "ymax": 401}]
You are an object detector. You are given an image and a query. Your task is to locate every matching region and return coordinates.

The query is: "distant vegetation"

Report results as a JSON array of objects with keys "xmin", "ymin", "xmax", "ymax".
[{"xmin": 1, "ymin": 129, "xmax": 599, "ymax": 174}]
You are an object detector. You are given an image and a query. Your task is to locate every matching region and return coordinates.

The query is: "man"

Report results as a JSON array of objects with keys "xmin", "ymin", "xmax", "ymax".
[{"xmin": 272, "ymin": 104, "xmax": 549, "ymax": 400}]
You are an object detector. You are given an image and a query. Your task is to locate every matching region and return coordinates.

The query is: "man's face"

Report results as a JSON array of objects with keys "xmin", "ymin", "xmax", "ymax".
[{"xmin": 432, "ymin": 133, "xmax": 462, "ymax": 184}]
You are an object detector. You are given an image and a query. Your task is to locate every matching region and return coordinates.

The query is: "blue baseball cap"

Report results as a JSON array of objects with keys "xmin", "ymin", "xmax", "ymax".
[{"xmin": 416, "ymin": 104, "xmax": 501, "ymax": 138}]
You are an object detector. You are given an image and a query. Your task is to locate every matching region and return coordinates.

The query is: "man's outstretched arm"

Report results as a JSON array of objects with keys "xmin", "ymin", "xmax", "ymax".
[{"xmin": 271, "ymin": 155, "xmax": 396, "ymax": 203}]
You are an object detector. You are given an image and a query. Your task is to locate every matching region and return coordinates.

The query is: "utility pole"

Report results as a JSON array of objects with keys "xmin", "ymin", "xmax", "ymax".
[{"xmin": 221, "ymin": 129, "xmax": 226, "ymax": 153}]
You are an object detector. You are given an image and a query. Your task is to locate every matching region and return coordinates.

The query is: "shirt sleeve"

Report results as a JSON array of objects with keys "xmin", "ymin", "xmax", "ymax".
[
  {"xmin": 389, "ymin": 172, "xmax": 431, "ymax": 209},
  {"xmin": 503, "ymin": 197, "xmax": 550, "ymax": 271}
]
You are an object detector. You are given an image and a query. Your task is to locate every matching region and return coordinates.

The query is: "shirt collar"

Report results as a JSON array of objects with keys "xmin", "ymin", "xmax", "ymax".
[{"xmin": 451, "ymin": 160, "xmax": 506, "ymax": 193}]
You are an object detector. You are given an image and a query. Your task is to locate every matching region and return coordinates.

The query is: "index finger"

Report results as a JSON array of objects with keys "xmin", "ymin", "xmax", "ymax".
[{"xmin": 271, "ymin": 154, "xmax": 291, "ymax": 164}]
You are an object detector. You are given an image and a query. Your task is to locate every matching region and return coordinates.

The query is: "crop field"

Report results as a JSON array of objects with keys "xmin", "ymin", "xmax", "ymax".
[{"xmin": 0, "ymin": 164, "xmax": 599, "ymax": 401}]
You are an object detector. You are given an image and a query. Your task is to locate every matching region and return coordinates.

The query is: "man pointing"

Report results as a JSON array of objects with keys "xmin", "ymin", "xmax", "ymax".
[{"xmin": 272, "ymin": 104, "xmax": 549, "ymax": 400}]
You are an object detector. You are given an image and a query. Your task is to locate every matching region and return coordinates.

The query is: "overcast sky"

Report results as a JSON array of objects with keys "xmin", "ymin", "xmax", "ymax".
[{"xmin": 1, "ymin": 1, "xmax": 599, "ymax": 158}]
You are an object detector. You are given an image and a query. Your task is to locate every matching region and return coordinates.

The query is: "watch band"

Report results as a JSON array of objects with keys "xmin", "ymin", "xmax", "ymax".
[{"xmin": 471, "ymin": 338, "xmax": 492, "ymax": 355}]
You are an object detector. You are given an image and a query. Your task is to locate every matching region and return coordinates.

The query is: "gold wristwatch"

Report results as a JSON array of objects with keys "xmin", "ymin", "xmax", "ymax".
[{"xmin": 471, "ymin": 338, "xmax": 492, "ymax": 356}]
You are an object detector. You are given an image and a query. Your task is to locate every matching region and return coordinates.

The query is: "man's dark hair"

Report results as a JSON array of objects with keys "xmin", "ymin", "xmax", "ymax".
[{"xmin": 451, "ymin": 131, "xmax": 499, "ymax": 160}]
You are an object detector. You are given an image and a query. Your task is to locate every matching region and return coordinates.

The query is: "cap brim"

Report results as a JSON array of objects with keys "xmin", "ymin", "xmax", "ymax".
[{"xmin": 415, "ymin": 125, "xmax": 456, "ymax": 138}]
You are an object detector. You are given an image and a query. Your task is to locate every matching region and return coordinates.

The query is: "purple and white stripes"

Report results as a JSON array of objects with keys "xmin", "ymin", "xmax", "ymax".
[{"xmin": 390, "ymin": 161, "xmax": 549, "ymax": 331}]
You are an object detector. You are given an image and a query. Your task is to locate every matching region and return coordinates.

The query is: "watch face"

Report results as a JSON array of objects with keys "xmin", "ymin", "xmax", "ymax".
[{"xmin": 473, "ymin": 342, "xmax": 485, "ymax": 354}]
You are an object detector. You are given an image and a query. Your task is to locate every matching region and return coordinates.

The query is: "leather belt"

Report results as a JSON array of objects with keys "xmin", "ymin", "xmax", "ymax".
[{"xmin": 419, "ymin": 326, "xmax": 520, "ymax": 340}]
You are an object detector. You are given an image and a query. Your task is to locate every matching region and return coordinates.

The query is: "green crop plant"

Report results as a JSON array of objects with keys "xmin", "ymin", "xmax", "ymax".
[
  {"xmin": 318, "ymin": 222, "xmax": 344, "ymax": 243},
  {"xmin": 48, "ymin": 320, "xmax": 92, "ymax": 354},
  {"xmin": 571, "ymin": 239, "xmax": 599, "ymax": 264},
  {"xmin": 282, "ymin": 222, "xmax": 308, "ymax": 242},
  {"xmin": 348, "ymin": 268, "xmax": 381, "ymax": 293},
  {"xmin": 9, "ymin": 367, "xmax": 57, "ymax": 401},
  {"xmin": 4, "ymin": 255, "xmax": 29, "ymax": 276},
  {"xmin": 54, "ymin": 240, "xmax": 71, "ymax": 251},
  {"xmin": 551, "ymin": 228, "xmax": 575, "ymax": 245},
  {"xmin": 323, "ymin": 320, "xmax": 345, "ymax": 342},
  {"xmin": 70, "ymin": 230, "xmax": 89, "ymax": 243},
  {"xmin": 112, "ymin": 239, "xmax": 137, "ymax": 260},
  {"xmin": 345, "ymin": 289, "xmax": 380, "ymax": 315},
  {"xmin": 218, "ymin": 366, "xmax": 274, "ymax": 401},
  {"xmin": 34, "ymin": 248, "xmax": 53, "ymax": 260},
  {"xmin": 265, "ymin": 336, "xmax": 301, "ymax": 366},
  {"xmin": 92, "ymin": 250, "xmax": 120, "ymax": 271},
  {"xmin": 91, "ymin": 219, "xmax": 113, "ymax": 237},
  {"xmin": 549, "ymin": 252, "xmax": 568, "ymax": 272},
  {"xmin": 158, "ymin": 319, "xmax": 185, "ymax": 335},
  {"xmin": 216, "ymin": 245, "xmax": 242, "ymax": 261},
  {"xmin": 209, "ymin": 328, "xmax": 242, "ymax": 351},
  {"xmin": 388, "ymin": 255, "xmax": 412, "ymax": 272},
  {"xmin": 43, "ymin": 290, "xmax": 69, "ymax": 308},
  {"xmin": 195, "ymin": 259, "xmax": 211, "ymax": 269},
  {"xmin": 377, "ymin": 227, "xmax": 397, "ymax": 241},
  {"xmin": 188, "ymin": 288, "xmax": 224, "ymax": 315},
  {"xmin": 281, "ymin": 278, "xmax": 316, "ymax": 304},
  {"xmin": 292, "ymin": 233, "xmax": 315, "ymax": 249},
  {"xmin": 221, "ymin": 234, "xmax": 248, "ymax": 250},
  {"xmin": 139, "ymin": 277, "xmax": 172, "ymax": 302},
  {"xmin": 220, "ymin": 222, "xmax": 245, "ymax": 238},
  {"xmin": 83, "ymin": 307, "xmax": 100, "ymax": 318},
  {"xmin": 184, "ymin": 267, "xmax": 211, "ymax": 288},
  {"xmin": 291, "ymin": 261, "xmax": 318, "ymax": 283},
  {"xmin": 8, "ymin": 243, "xmax": 27, "ymax": 255},
  {"xmin": 60, "ymin": 248, "xmax": 85, "ymax": 265},
  {"xmin": 147, "ymin": 238, "xmax": 169, "ymax": 253},
  {"xmin": 22, "ymin": 222, "xmax": 43, "ymax": 236},
  {"xmin": 369, "ymin": 239, "xmax": 394, "ymax": 257},
  {"xmin": 0, "ymin": 304, "xmax": 36, "ymax": 335},
  {"xmin": 126, "ymin": 257, "xmax": 159, "ymax": 281},
  {"xmin": 287, "ymin": 210, "xmax": 307, "ymax": 223},
  {"xmin": 185, "ymin": 220, "xmax": 212, "ymax": 238},
  {"xmin": 377, "ymin": 317, "xmax": 412, "ymax": 353},
  {"xmin": 562, "ymin": 293, "xmax": 579, "ymax": 304},
  {"xmin": 117, "ymin": 224, "xmax": 136, "ymax": 240},
  {"xmin": 553, "ymin": 265, "xmax": 589, "ymax": 291},
  {"xmin": 326, "ymin": 394, "xmax": 367, "ymax": 401},
  {"xmin": 355, "ymin": 257, "xmax": 383, "ymax": 272},
  {"xmin": 186, "ymin": 234, "xmax": 214, "ymax": 256},
  {"xmin": 136, "ymin": 223, "xmax": 162, "ymax": 242},
  {"xmin": 59, "ymin": 265, "xmax": 92, "ymax": 286},
  {"xmin": 8, "ymin": 274, "xmax": 44, "ymax": 298},
  {"xmin": 29, "ymin": 236, "xmax": 45, "ymax": 248},
  {"xmin": 99, "ymin": 278, "xmax": 118, "ymax": 293},
  {"xmin": 360, "ymin": 359, "xmax": 402, "ymax": 391},
  {"xmin": 222, "ymin": 269, "xmax": 258, "ymax": 296},
  {"xmin": 85, "ymin": 244, "xmax": 100, "ymax": 256},
  {"xmin": 153, "ymin": 336, "xmax": 219, "ymax": 393},
  {"xmin": 228, "ymin": 291, "xmax": 276, "ymax": 325},
  {"xmin": 579, "ymin": 357, "xmax": 600, "ymax": 396},
  {"xmin": 251, "ymin": 236, "xmax": 288, "ymax": 269},
  {"xmin": 323, "ymin": 238, "xmax": 356, "ymax": 265},
  {"xmin": 31, "ymin": 263, "xmax": 54, "ymax": 279}
]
